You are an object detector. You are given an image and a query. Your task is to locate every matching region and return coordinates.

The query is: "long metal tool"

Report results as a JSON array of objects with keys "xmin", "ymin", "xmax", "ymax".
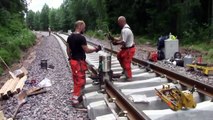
[
  {"xmin": 0, "ymin": 56, "xmax": 16, "ymax": 79},
  {"xmin": 11, "ymin": 87, "xmax": 47, "ymax": 119},
  {"xmin": 12, "ymin": 90, "xmax": 27, "ymax": 119}
]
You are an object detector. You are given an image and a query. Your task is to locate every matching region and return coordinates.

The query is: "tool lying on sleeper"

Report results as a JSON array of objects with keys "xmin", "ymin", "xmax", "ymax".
[{"xmin": 155, "ymin": 84, "xmax": 197, "ymax": 111}]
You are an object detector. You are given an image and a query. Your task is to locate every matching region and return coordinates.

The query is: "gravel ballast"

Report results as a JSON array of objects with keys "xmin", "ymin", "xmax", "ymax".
[{"xmin": 1, "ymin": 32, "xmax": 88, "ymax": 120}]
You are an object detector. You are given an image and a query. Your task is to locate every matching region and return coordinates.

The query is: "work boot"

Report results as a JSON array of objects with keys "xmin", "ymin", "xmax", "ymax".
[
  {"xmin": 71, "ymin": 98, "xmax": 84, "ymax": 108},
  {"xmin": 121, "ymin": 70, "xmax": 125, "ymax": 75},
  {"xmin": 126, "ymin": 77, "xmax": 133, "ymax": 81},
  {"xmin": 112, "ymin": 73, "xmax": 122, "ymax": 78},
  {"xmin": 71, "ymin": 95, "xmax": 84, "ymax": 106},
  {"xmin": 89, "ymin": 75, "xmax": 99, "ymax": 79},
  {"xmin": 78, "ymin": 95, "xmax": 83, "ymax": 103},
  {"xmin": 71, "ymin": 96, "xmax": 79, "ymax": 104},
  {"xmin": 72, "ymin": 102, "xmax": 85, "ymax": 109}
]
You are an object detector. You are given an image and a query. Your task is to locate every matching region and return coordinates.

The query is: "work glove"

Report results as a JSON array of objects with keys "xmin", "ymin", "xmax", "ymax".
[
  {"xmin": 112, "ymin": 41, "xmax": 119, "ymax": 45},
  {"xmin": 95, "ymin": 45, "xmax": 102, "ymax": 52}
]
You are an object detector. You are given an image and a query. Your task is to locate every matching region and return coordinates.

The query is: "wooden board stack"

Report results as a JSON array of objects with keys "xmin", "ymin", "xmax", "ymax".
[
  {"xmin": 0, "ymin": 67, "xmax": 28, "ymax": 99},
  {"xmin": 0, "ymin": 111, "xmax": 6, "ymax": 120}
]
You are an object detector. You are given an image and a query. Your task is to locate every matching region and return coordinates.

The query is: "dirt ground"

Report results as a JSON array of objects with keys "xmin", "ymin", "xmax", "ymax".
[{"xmin": 0, "ymin": 33, "xmax": 43, "ymax": 86}]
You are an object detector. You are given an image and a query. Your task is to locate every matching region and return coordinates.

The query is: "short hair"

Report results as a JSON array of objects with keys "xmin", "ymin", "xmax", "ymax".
[
  {"xmin": 118, "ymin": 16, "xmax": 126, "ymax": 22},
  {"xmin": 74, "ymin": 20, "xmax": 85, "ymax": 29}
]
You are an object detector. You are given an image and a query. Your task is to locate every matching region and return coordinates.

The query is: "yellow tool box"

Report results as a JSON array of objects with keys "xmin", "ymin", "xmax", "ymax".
[
  {"xmin": 155, "ymin": 84, "xmax": 196, "ymax": 111},
  {"xmin": 187, "ymin": 64, "xmax": 213, "ymax": 76}
]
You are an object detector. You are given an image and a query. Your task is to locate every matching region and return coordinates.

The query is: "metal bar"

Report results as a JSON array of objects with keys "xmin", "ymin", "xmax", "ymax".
[{"xmin": 105, "ymin": 80, "xmax": 150, "ymax": 120}]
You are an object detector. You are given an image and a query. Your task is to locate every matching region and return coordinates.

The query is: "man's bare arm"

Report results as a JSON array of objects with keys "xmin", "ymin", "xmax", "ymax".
[
  {"xmin": 66, "ymin": 44, "xmax": 72, "ymax": 59},
  {"xmin": 82, "ymin": 45, "xmax": 97, "ymax": 53}
]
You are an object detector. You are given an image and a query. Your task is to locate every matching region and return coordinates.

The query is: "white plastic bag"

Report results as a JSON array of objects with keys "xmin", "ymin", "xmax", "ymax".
[
  {"xmin": 128, "ymin": 94, "xmax": 149, "ymax": 103},
  {"xmin": 38, "ymin": 78, "xmax": 52, "ymax": 87}
]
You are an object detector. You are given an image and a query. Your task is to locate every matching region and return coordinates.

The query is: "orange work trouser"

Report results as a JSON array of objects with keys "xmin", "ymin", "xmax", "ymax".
[
  {"xmin": 69, "ymin": 59, "xmax": 88, "ymax": 97},
  {"xmin": 117, "ymin": 47, "xmax": 136, "ymax": 79}
]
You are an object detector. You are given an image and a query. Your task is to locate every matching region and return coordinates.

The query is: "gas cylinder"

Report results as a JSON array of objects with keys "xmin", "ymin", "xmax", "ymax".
[
  {"xmin": 99, "ymin": 53, "xmax": 111, "ymax": 72},
  {"xmin": 183, "ymin": 54, "xmax": 193, "ymax": 67}
]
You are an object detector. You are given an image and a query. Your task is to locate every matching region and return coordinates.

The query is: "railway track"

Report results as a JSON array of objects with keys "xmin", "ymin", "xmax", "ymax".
[{"xmin": 54, "ymin": 33, "xmax": 213, "ymax": 120}]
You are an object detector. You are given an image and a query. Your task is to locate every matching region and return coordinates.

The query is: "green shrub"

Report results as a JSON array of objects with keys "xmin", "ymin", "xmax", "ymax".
[
  {"xmin": 182, "ymin": 24, "xmax": 212, "ymax": 45},
  {"xmin": 0, "ymin": 28, "xmax": 35, "ymax": 75},
  {"xmin": 135, "ymin": 36, "xmax": 156, "ymax": 45},
  {"xmin": 16, "ymin": 29, "xmax": 36, "ymax": 50},
  {"xmin": 0, "ymin": 65, "xmax": 3, "ymax": 75},
  {"xmin": 204, "ymin": 49, "xmax": 213, "ymax": 63},
  {"xmin": 86, "ymin": 30, "xmax": 105, "ymax": 40},
  {"xmin": 0, "ymin": 49, "xmax": 13, "ymax": 65}
]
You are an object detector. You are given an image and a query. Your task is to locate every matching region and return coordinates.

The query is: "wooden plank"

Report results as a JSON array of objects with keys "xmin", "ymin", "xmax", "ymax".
[
  {"xmin": 4, "ymin": 78, "xmax": 19, "ymax": 96},
  {"xmin": 0, "ymin": 111, "xmax": 6, "ymax": 120},
  {"xmin": 0, "ymin": 79, "xmax": 13, "ymax": 97},
  {"xmin": 14, "ymin": 75, "xmax": 27, "ymax": 93},
  {"xmin": 13, "ymin": 67, "xmax": 28, "ymax": 78},
  {"xmin": 20, "ymin": 67, "xmax": 28, "ymax": 75}
]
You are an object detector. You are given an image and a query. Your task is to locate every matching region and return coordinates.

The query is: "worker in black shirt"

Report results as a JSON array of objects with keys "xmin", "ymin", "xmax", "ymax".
[{"xmin": 66, "ymin": 20, "xmax": 101, "ymax": 107}]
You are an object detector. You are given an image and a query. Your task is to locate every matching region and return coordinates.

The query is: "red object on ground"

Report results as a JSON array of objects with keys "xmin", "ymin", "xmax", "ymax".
[
  {"xmin": 117, "ymin": 47, "xmax": 136, "ymax": 79},
  {"xmin": 69, "ymin": 59, "xmax": 88, "ymax": 97},
  {"xmin": 197, "ymin": 56, "xmax": 202, "ymax": 63},
  {"xmin": 150, "ymin": 51, "xmax": 158, "ymax": 62}
]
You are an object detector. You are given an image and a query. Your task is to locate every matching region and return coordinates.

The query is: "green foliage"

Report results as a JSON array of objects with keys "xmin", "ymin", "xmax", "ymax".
[
  {"xmin": 205, "ymin": 49, "xmax": 213, "ymax": 63},
  {"xmin": 26, "ymin": 10, "xmax": 35, "ymax": 29},
  {"xmin": 26, "ymin": 0, "xmax": 108, "ymax": 32},
  {"xmin": 0, "ymin": 28, "xmax": 35, "ymax": 65},
  {"xmin": 49, "ymin": 8, "xmax": 57, "ymax": 31},
  {"xmin": 135, "ymin": 36, "xmax": 155, "ymax": 45},
  {"xmin": 0, "ymin": 8, "xmax": 11, "ymax": 26},
  {"xmin": 23, "ymin": 0, "xmax": 212, "ymax": 63},
  {"xmin": 182, "ymin": 41, "xmax": 213, "ymax": 63},
  {"xmin": 0, "ymin": 66, "xmax": 3, "ymax": 75},
  {"xmin": 33, "ymin": 11, "xmax": 41, "ymax": 30},
  {"xmin": 86, "ymin": 30, "xmax": 106, "ymax": 40},
  {"xmin": 40, "ymin": 4, "xmax": 50, "ymax": 30},
  {"xmin": 0, "ymin": 0, "xmax": 35, "ymax": 75},
  {"xmin": 182, "ymin": 24, "xmax": 213, "ymax": 44}
]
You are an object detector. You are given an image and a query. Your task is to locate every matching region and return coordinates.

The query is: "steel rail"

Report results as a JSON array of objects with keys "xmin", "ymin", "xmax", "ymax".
[
  {"xmin": 56, "ymin": 34, "xmax": 151, "ymax": 119},
  {"xmin": 103, "ymin": 47, "xmax": 213, "ymax": 97},
  {"xmin": 85, "ymin": 41, "xmax": 151, "ymax": 119},
  {"xmin": 58, "ymin": 34, "xmax": 213, "ymax": 120},
  {"xmin": 105, "ymin": 80, "xmax": 151, "ymax": 120},
  {"xmin": 86, "ymin": 39, "xmax": 213, "ymax": 120},
  {"xmin": 81, "ymin": 39, "xmax": 152, "ymax": 119},
  {"xmin": 53, "ymin": 33, "xmax": 68, "ymax": 45}
]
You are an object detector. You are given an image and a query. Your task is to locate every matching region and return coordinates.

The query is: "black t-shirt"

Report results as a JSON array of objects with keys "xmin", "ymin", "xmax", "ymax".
[{"xmin": 67, "ymin": 33, "xmax": 87, "ymax": 60}]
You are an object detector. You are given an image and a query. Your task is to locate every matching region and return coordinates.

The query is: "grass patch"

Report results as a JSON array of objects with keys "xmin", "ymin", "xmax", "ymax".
[
  {"xmin": 0, "ymin": 66, "xmax": 3, "ymax": 74},
  {"xmin": 181, "ymin": 41, "xmax": 213, "ymax": 63},
  {"xmin": 204, "ymin": 49, "xmax": 213, "ymax": 63},
  {"xmin": 0, "ymin": 28, "xmax": 35, "ymax": 75},
  {"xmin": 86, "ymin": 30, "xmax": 106, "ymax": 40},
  {"xmin": 135, "ymin": 36, "xmax": 156, "ymax": 45}
]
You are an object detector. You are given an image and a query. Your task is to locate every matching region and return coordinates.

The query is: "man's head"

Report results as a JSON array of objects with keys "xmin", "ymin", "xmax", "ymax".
[
  {"xmin": 74, "ymin": 20, "xmax": 86, "ymax": 33},
  {"xmin": 117, "ymin": 16, "xmax": 126, "ymax": 28}
]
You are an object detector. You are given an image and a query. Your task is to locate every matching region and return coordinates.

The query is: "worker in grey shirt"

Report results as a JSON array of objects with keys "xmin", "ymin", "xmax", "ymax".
[{"xmin": 109, "ymin": 16, "xmax": 136, "ymax": 81}]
